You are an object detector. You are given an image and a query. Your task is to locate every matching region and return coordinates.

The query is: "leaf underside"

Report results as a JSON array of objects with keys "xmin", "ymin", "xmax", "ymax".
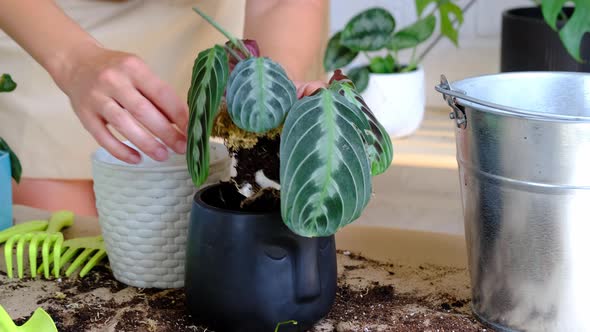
[
  {"xmin": 280, "ymin": 89, "xmax": 372, "ymax": 237},
  {"xmin": 187, "ymin": 45, "xmax": 229, "ymax": 187},
  {"xmin": 226, "ymin": 57, "xmax": 296, "ymax": 133}
]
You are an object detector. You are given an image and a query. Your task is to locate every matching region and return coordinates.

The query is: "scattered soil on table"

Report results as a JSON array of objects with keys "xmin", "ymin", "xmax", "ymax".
[{"xmin": 2, "ymin": 252, "xmax": 492, "ymax": 332}]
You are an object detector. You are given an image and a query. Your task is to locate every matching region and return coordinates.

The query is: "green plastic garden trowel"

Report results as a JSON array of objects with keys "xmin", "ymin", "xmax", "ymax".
[
  {"xmin": 0, "ymin": 305, "xmax": 57, "ymax": 332},
  {"xmin": 4, "ymin": 210, "xmax": 74, "ymax": 279}
]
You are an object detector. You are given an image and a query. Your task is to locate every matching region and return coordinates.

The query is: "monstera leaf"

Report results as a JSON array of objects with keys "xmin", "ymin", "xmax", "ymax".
[
  {"xmin": 186, "ymin": 45, "xmax": 229, "ymax": 187},
  {"xmin": 415, "ymin": 0, "xmax": 463, "ymax": 46},
  {"xmin": 0, "ymin": 74, "xmax": 16, "ymax": 92},
  {"xmin": 324, "ymin": 31, "xmax": 359, "ymax": 72},
  {"xmin": 542, "ymin": 0, "xmax": 590, "ymax": 62},
  {"xmin": 280, "ymin": 89, "xmax": 372, "ymax": 237},
  {"xmin": 226, "ymin": 57, "xmax": 296, "ymax": 133},
  {"xmin": 329, "ymin": 70, "xmax": 393, "ymax": 176},
  {"xmin": 340, "ymin": 8, "xmax": 396, "ymax": 51}
]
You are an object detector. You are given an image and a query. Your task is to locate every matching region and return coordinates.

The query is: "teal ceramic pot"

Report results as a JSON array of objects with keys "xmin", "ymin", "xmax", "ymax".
[{"xmin": 0, "ymin": 151, "xmax": 12, "ymax": 230}]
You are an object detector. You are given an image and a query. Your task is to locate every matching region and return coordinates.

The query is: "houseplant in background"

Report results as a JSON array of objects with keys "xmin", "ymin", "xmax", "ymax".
[
  {"xmin": 0, "ymin": 73, "xmax": 22, "ymax": 231},
  {"xmin": 323, "ymin": 0, "xmax": 472, "ymax": 138},
  {"xmin": 184, "ymin": 6, "xmax": 393, "ymax": 331},
  {"xmin": 501, "ymin": 0, "xmax": 590, "ymax": 72}
]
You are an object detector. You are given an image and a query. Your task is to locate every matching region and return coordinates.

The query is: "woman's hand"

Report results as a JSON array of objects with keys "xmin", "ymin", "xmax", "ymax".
[
  {"xmin": 294, "ymin": 80, "xmax": 327, "ymax": 98},
  {"xmin": 56, "ymin": 46, "xmax": 189, "ymax": 164}
]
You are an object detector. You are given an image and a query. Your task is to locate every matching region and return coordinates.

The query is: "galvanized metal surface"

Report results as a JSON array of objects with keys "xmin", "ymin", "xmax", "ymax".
[{"xmin": 437, "ymin": 72, "xmax": 590, "ymax": 332}]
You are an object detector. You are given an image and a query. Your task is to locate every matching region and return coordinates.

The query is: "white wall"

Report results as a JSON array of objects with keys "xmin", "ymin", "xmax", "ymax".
[{"xmin": 329, "ymin": 0, "xmax": 533, "ymax": 107}]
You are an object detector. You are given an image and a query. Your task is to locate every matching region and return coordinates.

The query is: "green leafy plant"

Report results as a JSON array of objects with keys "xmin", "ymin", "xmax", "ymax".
[
  {"xmin": 187, "ymin": 7, "xmax": 393, "ymax": 238},
  {"xmin": 324, "ymin": 1, "xmax": 472, "ymax": 92},
  {"xmin": 537, "ymin": 0, "xmax": 590, "ymax": 62},
  {"xmin": 0, "ymin": 74, "xmax": 21, "ymax": 183}
]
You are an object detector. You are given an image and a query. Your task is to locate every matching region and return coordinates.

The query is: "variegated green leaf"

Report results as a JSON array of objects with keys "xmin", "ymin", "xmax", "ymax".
[
  {"xmin": 280, "ymin": 89, "xmax": 372, "ymax": 237},
  {"xmin": 186, "ymin": 45, "xmax": 229, "ymax": 187},
  {"xmin": 324, "ymin": 31, "xmax": 359, "ymax": 72},
  {"xmin": 340, "ymin": 8, "xmax": 396, "ymax": 51},
  {"xmin": 226, "ymin": 57, "xmax": 296, "ymax": 133},
  {"xmin": 346, "ymin": 66, "xmax": 370, "ymax": 93},
  {"xmin": 329, "ymin": 70, "xmax": 393, "ymax": 176}
]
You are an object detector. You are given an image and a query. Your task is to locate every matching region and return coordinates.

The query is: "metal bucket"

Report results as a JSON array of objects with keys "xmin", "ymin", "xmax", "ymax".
[{"xmin": 435, "ymin": 72, "xmax": 590, "ymax": 332}]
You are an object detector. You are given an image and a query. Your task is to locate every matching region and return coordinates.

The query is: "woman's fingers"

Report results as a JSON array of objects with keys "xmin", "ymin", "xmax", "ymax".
[
  {"xmin": 62, "ymin": 48, "xmax": 190, "ymax": 163},
  {"xmin": 295, "ymin": 80, "xmax": 328, "ymax": 98},
  {"xmin": 113, "ymin": 85, "xmax": 187, "ymax": 154},
  {"xmin": 78, "ymin": 109, "xmax": 141, "ymax": 164},
  {"xmin": 100, "ymin": 99, "xmax": 169, "ymax": 162},
  {"xmin": 128, "ymin": 58, "xmax": 189, "ymax": 133}
]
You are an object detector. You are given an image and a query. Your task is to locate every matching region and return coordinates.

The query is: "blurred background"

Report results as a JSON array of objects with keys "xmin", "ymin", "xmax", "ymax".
[{"xmin": 330, "ymin": 0, "xmax": 532, "ymax": 108}]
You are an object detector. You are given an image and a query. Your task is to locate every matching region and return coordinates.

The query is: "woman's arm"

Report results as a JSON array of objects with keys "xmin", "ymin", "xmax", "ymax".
[
  {"xmin": 0, "ymin": 0, "xmax": 188, "ymax": 164},
  {"xmin": 244, "ymin": 0, "xmax": 328, "ymax": 87}
]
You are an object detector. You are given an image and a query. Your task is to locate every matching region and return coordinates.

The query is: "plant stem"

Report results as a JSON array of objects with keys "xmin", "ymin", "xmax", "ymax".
[
  {"xmin": 416, "ymin": 0, "xmax": 477, "ymax": 64},
  {"xmin": 408, "ymin": 46, "xmax": 418, "ymax": 68},
  {"xmin": 363, "ymin": 51, "xmax": 373, "ymax": 63},
  {"xmin": 192, "ymin": 6, "xmax": 251, "ymax": 57},
  {"xmin": 224, "ymin": 45, "xmax": 243, "ymax": 62}
]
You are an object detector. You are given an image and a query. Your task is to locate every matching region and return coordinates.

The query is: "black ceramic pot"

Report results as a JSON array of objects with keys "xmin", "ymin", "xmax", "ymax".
[
  {"xmin": 185, "ymin": 183, "xmax": 337, "ymax": 332},
  {"xmin": 501, "ymin": 7, "xmax": 590, "ymax": 72}
]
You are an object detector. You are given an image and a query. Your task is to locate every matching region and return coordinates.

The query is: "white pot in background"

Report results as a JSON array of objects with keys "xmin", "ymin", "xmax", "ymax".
[
  {"xmin": 361, "ymin": 66, "xmax": 425, "ymax": 138},
  {"xmin": 92, "ymin": 141, "xmax": 231, "ymax": 288}
]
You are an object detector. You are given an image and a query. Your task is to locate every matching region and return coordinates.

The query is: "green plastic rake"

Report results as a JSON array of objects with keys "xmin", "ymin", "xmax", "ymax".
[
  {"xmin": 3, "ymin": 211, "xmax": 73, "ymax": 279},
  {"xmin": 39, "ymin": 235, "xmax": 106, "ymax": 278},
  {"xmin": 2, "ymin": 211, "xmax": 107, "ymax": 279}
]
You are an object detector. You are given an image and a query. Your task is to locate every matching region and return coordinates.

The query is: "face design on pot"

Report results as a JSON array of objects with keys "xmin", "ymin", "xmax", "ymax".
[
  {"xmin": 255, "ymin": 229, "xmax": 337, "ymax": 316},
  {"xmin": 186, "ymin": 189, "xmax": 338, "ymax": 330}
]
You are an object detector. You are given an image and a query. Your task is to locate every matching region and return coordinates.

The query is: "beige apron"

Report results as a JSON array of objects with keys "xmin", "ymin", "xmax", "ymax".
[{"xmin": 0, "ymin": 0, "xmax": 246, "ymax": 179}]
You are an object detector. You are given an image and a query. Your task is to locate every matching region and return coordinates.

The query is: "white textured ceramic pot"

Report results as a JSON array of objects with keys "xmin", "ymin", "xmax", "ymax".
[
  {"xmin": 361, "ymin": 66, "xmax": 425, "ymax": 138},
  {"xmin": 92, "ymin": 141, "xmax": 231, "ymax": 288}
]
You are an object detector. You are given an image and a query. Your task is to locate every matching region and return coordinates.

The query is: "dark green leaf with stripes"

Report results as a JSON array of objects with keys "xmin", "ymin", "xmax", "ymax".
[
  {"xmin": 186, "ymin": 45, "xmax": 229, "ymax": 187},
  {"xmin": 280, "ymin": 89, "xmax": 372, "ymax": 237}
]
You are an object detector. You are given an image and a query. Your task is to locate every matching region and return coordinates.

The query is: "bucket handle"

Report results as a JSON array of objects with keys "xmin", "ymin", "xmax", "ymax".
[
  {"xmin": 435, "ymin": 74, "xmax": 590, "ymax": 122},
  {"xmin": 436, "ymin": 75, "xmax": 467, "ymax": 128}
]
